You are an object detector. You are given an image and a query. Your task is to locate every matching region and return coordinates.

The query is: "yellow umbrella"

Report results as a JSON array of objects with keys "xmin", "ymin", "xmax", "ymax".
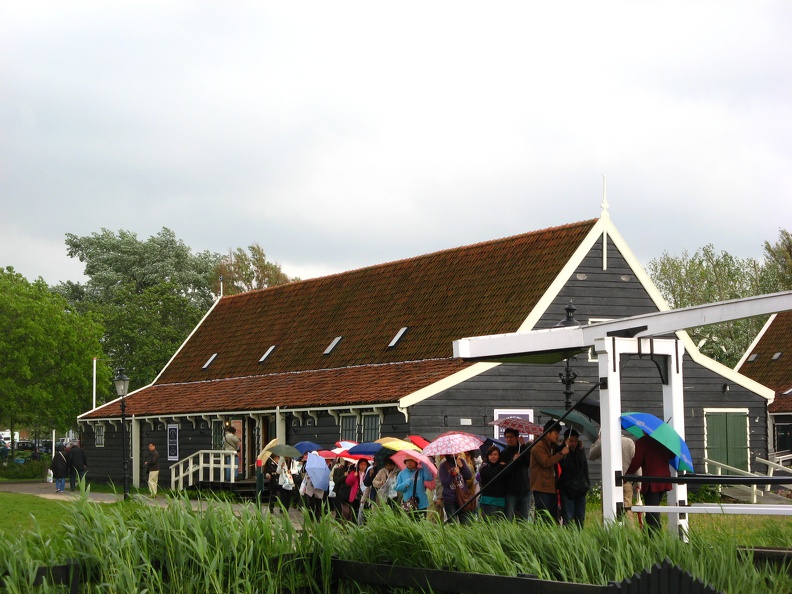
[
  {"xmin": 378, "ymin": 437, "xmax": 422, "ymax": 452},
  {"xmin": 258, "ymin": 438, "xmax": 280, "ymax": 463}
]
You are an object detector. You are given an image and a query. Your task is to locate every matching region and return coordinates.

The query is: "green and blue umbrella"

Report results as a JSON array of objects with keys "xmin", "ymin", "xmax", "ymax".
[{"xmin": 620, "ymin": 411, "xmax": 694, "ymax": 473}]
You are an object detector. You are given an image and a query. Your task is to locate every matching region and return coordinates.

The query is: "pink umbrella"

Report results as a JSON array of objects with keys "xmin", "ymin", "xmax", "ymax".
[
  {"xmin": 488, "ymin": 417, "xmax": 544, "ymax": 436},
  {"xmin": 389, "ymin": 449, "xmax": 438, "ymax": 477},
  {"xmin": 422, "ymin": 432, "xmax": 484, "ymax": 457}
]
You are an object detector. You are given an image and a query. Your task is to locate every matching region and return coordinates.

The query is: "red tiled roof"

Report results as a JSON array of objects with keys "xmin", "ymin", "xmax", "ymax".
[
  {"xmin": 740, "ymin": 311, "xmax": 792, "ymax": 413},
  {"xmin": 157, "ymin": 219, "xmax": 597, "ymax": 383},
  {"xmin": 83, "ymin": 219, "xmax": 598, "ymax": 419},
  {"xmin": 82, "ymin": 359, "xmax": 471, "ymax": 418}
]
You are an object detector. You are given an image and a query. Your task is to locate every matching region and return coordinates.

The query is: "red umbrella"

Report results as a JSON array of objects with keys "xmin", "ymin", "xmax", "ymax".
[
  {"xmin": 488, "ymin": 417, "xmax": 544, "ymax": 437},
  {"xmin": 406, "ymin": 434, "xmax": 430, "ymax": 449},
  {"xmin": 389, "ymin": 449, "xmax": 438, "ymax": 477},
  {"xmin": 422, "ymin": 432, "xmax": 484, "ymax": 457}
]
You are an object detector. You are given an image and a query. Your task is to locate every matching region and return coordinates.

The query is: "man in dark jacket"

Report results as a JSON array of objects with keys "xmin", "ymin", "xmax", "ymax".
[
  {"xmin": 67, "ymin": 441, "xmax": 88, "ymax": 491},
  {"xmin": 499, "ymin": 428, "xmax": 532, "ymax": 520},
  {"xmin": 143, "ymin": 443, "xmax": 160, "ymax": 497}
]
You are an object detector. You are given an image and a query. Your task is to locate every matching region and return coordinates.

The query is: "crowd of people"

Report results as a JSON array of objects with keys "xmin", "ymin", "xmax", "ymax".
[{"xmin": 260, "ymin": 421, "xmax": 674, "ymax": 531}]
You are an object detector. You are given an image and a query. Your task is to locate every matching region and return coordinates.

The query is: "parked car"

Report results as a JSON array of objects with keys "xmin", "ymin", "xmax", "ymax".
[{"xmin": 16, "ymin": 440, "xmax": 35, "ymax": 451}]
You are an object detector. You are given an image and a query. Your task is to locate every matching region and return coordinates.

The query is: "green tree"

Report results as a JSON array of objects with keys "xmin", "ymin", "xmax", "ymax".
[
  {"xmin": 764, "ymin": 228, "xmax": 792, "ymax": 290},
  {"xmin": 0, "ymin": 268, "xmax": 109, "ymax": 445},
  {"xmin": 54, "ymin": 228, "xmax": 222, "ymax": 389},
  {"xmin": 213, "ymin": 243, "xmax": 295, "ymax": 296},
  {"xmin": 647, "ymin": 244, "xmax": 779, "ymax": 368}
]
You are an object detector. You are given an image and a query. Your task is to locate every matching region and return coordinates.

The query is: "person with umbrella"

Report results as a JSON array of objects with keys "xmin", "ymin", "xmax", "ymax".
[
  {"xmin": 394, "ymin": 456, "xmax": 434, "ymax": 517},
  {"xmin": 265, "ymin": 454, "xmax": 281, "ymax": 513},
  {"xmin": 557, "ymin": 428, "xmax": 589, "ymax": 528},
  {"xmin": 372, "ymin": 457, "xmax": 400, "ymax": 508},
  {"xmin": 625, "ymin": 435, "xmax": 674, "ymax": 531},
  {"xmin": 477, "ymin": 445, "xmax": 507, "ymax": 518},
  {"xmin": 530, "ymin": 420, "xmax": 570, "ymax": 523},
  {"xmin": 500, "ymin": 428, "xmax": 532, "ymax": 521},
  {"xmin": 438, "ymin": 453, "xmax": 474, "ymax": 523}
]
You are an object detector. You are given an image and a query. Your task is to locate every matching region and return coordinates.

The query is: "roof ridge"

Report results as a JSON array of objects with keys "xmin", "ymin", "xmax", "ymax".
[{"xmin": 222, "ymin": 218, "xmax": 599, "ymax": 301}]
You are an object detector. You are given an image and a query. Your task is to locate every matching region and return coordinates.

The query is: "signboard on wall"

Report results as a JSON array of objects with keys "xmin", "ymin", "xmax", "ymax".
[
  {"xmin": 167, "ymin": 424, "xmax": 179, "ymax": 461},
  {"xmin": 492, "ymin": 408, "xmax": 534, "ymax": 440}
]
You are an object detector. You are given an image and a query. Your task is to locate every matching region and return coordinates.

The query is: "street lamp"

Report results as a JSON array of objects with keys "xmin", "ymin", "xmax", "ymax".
[
  {"xmin": 113, "ymin": 368, "xmax": 130, "ymax": 500},
  {"xmin": 554, "ymin": 302, "xmax": 580, "ymax": 410}
]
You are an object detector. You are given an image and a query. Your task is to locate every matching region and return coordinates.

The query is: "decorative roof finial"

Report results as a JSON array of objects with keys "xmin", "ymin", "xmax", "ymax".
[{"xmin": 600, "ymin": 174, "xmax": 610, "ymax": 220}]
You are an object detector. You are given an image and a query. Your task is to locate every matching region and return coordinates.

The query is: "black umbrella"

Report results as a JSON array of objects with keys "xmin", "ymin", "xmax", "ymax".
[{"xmin": 573, "ymin": 396, "xmax": 601, "ymax": 422}]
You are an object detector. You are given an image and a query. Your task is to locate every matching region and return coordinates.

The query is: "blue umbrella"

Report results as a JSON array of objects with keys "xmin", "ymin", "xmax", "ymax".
[
  {"xmin": 478, "ymin": 437, "xmax": 506, "ymax": 455},
  {"xmin": 305, "ymin": 452, "xmax": 330, "ymax": 492},
  {"xmin": 293, "ymin": 441, "xmax": 323, "ymax": 455},
  {"xmin": 620, "ymin": 411, "xmax": 694, "ymax": 473},
  {"xmin": 347, "ymin": 442, "xmax": 384, "ymax": 456}
]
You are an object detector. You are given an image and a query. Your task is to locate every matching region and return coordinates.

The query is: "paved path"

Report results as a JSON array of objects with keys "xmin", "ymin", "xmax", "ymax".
[{"xmin": 0, "ymin": 480, "xmax": 304, "ymax": 526}]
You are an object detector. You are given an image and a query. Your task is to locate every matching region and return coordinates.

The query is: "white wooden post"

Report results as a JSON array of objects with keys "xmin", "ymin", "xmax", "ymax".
[
  {"xmin": 662, "ymin": 339, "xmax": 689, "ymax": 540},
  {"xmin": 595, "ymin": 337, "xmax": 624, "ymax": 523}
]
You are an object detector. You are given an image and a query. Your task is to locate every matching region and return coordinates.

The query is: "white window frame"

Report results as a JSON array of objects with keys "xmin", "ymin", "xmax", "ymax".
[
  {"xmin": 493, "ymin": 408, "xmax": 534, "ymax": 440},
  {"xmin": 339, "ymin": 414, "xmax": 357, "ymax": 442},
  {"xmin": 95, "ymin": 424, "xmax": 105, "ymax": 447},
  {"xmin": 361, "ymin": 413, "xmax": 381, "ymax": 442}
]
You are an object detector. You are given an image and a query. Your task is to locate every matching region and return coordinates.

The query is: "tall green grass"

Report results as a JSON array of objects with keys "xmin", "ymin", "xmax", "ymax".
[{"xmin": 1, "ymin": 495, "xmax": 790, "ymax": 593}]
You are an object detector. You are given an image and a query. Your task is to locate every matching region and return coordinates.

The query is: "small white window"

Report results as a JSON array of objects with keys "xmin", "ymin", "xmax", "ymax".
[
  {"xmin": 388, "ymin": 327, "xmax": 409, "ymax": 349},
  {"xmin": 259, "ymin": 346, "xmax": 276, "ymax": 363},
  {"xmin": 202, "ymin": 353, "xmax": 218, "ymax": 369},
  {"xmin": 748, "ymin": 353, "xmax": 759, "ymax": 363},
  {"xmin": 772, "ymin": 352, "xmax": 782, "ymax": 361},
  {"xmin": 95, "ymin": 425, "xmax": 105, "ymax": 447},
  {"xmin": 339, "ymin": 415, "xmax": 357, "ymax": 441},
  {"xmin": 324, "ymin": 336, "xmax": 343, "ymax": 355},
  {"xmin": 361, "ymin": 414, "xmax": 381, "ymax": 442}
]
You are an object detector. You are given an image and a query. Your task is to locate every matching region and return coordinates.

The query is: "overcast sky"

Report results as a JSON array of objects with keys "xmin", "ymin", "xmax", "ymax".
[{"xmin": 2, "ymin": 2, "xmax": 790, "ymax": 286}]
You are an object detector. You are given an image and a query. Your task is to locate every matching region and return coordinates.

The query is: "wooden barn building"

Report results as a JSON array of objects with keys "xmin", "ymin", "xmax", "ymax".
[{"xmin": 78, "ymin": 213, "xmax": 774, "ymax": 490}]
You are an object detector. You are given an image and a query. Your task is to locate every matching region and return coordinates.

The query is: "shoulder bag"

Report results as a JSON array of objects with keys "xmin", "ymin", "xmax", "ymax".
[{"xmin": 400, "ymin": 470, "xmax": 420, "ymax": 512}]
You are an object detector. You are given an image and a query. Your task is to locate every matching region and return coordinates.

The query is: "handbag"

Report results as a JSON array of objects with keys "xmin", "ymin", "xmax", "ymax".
[
  {"xmin": 46, "ymin": 469, "xmax": 53, "ymax": 483},
  {"xmin": 453, "ymin": 474, "xmax": 475, "ymax": 513},
  {"xmin": 400, "ymin": 470, "xmax": 420, "ymax": 512}
]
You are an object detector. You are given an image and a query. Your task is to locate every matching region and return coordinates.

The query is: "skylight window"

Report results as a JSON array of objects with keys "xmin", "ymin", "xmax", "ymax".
[
  {"xmin": 748, "ymin": 353, "xmax": 759, "ymax": 363},
  {"xmin": 772, "ymin": 352, "xmax": 782, "ymax": 360},
  {"xmin": 324, "ymin": 336, "xmax": 343, "ymax": 355},
  {"xmin": 259, "ymin": 345, "xmax": 276, "ymax": 363},
  {"xmin": 388, "ymin": 327, "xmax": 409, "ymax": 349},
  {"xmin": 202, "ymin": 353, "xmax": 218, "ymax": 369}
]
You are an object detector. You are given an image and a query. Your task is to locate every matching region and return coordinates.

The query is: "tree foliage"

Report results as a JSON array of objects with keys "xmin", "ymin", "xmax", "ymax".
[
  {"xmin": 647, "ymin": 232, "xmax": 788, "ymax": 368},
  {"xmin": 0, "ymin": 268, "xmax": 109, "ymax": 437},
  {"xmin": 213, "ymin": 243, "xmax": 295, "ymax": 296},
  {"xmin": 764, "ymin": 228, "xmax": 792, "ymax": 291},
  {"xmin": 54, "ymin": 228, "xmax": 222, "ymax": 391}
]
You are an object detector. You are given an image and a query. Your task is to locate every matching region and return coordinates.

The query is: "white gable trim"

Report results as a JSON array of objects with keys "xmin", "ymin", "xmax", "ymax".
[
  {"xmin": 398, "ymin": 362, "xmax": 499, "ymax": 408},
  {"xmin": 734, "ymin": 313, "xmax": 776, "ymax": 372},
  {"xmin": 151, "ymin": 295, "xmax": 223, "ymax": 384}
]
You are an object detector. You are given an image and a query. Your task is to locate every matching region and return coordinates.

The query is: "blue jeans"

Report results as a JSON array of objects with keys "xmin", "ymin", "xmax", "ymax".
[
  {"xmin": 560, "ymin": 492, "xmax": 586, "ymax": 528},
  {"xmin": 504, "ymin": 492, "xmax": 532, "ymax": 521},
  {"xmin": 444, "ymin": 500, "xmax": 473, "ymax": 524},
  {"xmin": 55, "ymin": 478, "xmax": 66, "ymax": 492},
  {"xmin": 533, "ymin": 491, "xmax": 558, "ymax": 523}
]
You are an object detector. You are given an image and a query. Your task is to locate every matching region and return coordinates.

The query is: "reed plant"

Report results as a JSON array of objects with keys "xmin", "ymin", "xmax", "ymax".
[{"xmin": 1, "ymin": 494, "xmax": 791, "ymax": 593}]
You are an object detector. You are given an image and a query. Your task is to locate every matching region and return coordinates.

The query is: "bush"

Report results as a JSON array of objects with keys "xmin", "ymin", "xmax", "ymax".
[{"xmin": 0, "ymin": 460, "xmax": 48, "ymax": 480}]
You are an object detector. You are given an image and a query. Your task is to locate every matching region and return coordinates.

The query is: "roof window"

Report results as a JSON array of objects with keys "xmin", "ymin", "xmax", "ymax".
[
  {"xmin": 772, "ymin": 352, "xmax": 782, "ymax": 360},
  {"xmin": 202, "ymin": 353, "xmax": 218, "ymax": 369},
  {"xmin": 748, "ymin": 353, "xmax": 759, "ymax": 362},
  {"xmin": 388, "ymin": 327, "xmax": 409, "ymax": 349},
  {"xmin": 259, "ymin": 345, "xmax": 276, "ymax": 363},
  {"xmin": 324, "ymin": 336, "xmax": 343, "ymax": 355}
]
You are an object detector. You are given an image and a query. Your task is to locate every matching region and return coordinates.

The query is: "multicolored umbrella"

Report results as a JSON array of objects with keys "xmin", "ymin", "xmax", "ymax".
[
  {"xmin": 488, "ymin": 417, "xmax": 544, "ymax": 437},
  {"xmin": 620, "ymin": 411, "xmax": 694, "ymax": 473},
  {"xmin": 422, "ymin": 432, "xmax": 484, "ymax": 457},
  {"xmin": 257, "ymin": 438, "xmax": 280, "ymax": 464},
  {"xmin": 389, "ymin": 449, "xmax": 438, "ymax": 477}
]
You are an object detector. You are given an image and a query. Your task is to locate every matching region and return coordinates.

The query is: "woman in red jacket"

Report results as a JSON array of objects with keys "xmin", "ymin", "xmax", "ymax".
[{"xmin": 625, "ymin": 435, "xmax": 674, "ymax": 531}]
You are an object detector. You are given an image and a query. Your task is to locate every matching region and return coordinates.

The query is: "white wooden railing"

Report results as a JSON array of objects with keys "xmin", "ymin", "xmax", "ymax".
[
  {"xmin": 755, "ymin": 456, "xmax": 792, "ymax": 492},
  {"xmin": 170, "ymin": 450, "xmax": 238, "ymax": 490},
  {"xmin": 771, "ymin": 450, "xmax": 792, "ymax": 465},
  {"xmin": 703, "ymin": 458, "xmax": 760, "ymax": 503}
]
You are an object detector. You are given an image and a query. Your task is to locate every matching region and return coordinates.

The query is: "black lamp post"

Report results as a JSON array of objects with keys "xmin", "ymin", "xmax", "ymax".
[
  {"xmin": 555, "ymin": 302, "xmax": 580, "ymax": 410},
  {"xmin": 113, "ymin": 368, "xmax": 130, "ymax": 500}
]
